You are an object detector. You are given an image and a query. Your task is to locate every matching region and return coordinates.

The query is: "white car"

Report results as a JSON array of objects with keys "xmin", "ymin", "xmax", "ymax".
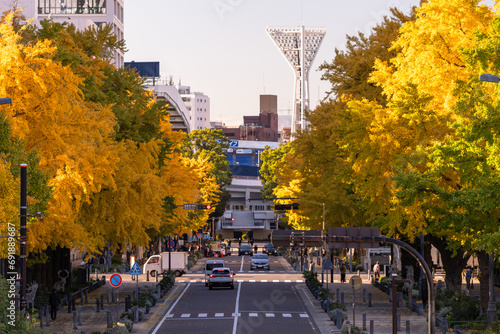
[
  {"xmin": 205, "ymin": 260, "xmax": 225, "ymax": 287},
  {"xmin": 208, "ymin": 267, "xmax": 235, "ymax": 289},
  {"xmin": 250, "ymin": 254, "xmax": 270, "ymax": 270}
]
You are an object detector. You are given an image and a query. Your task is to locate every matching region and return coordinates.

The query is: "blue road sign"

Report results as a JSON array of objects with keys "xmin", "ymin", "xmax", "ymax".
[
  {"xmin": 169, "ymin": 240, "xmax": 175, "ymax": 248},
  {"xmin": 110, "ymin": 274, "xmax": 122, "ymax": 287},
  {"xmin": 130, "ymin": 262, "xmax": 142, "ymax": 275}
]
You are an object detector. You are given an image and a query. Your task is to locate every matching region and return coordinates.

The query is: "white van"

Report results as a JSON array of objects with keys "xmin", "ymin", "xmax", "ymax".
[{"xmin": 205, "ymin": 259, "xmax": 225, "ymax": 287}]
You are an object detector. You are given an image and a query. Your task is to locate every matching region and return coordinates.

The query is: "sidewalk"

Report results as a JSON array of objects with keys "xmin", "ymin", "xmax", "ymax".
[
  {"xmin": 38, "ymin": 262, "xmax": 205, "ymax": 334},
  {"xmin": 309, "ymin": 261, "xmax": 429, "ymax": 334}
]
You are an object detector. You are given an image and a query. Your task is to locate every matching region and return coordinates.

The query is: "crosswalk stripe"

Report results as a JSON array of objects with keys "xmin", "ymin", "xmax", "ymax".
[
  {"xmin": 273, "ymin": 280, "xmax": 279, "ymax": 282},
  {"xmin": 285, "ymin": 280, "xmax": 291, "ymax": 282},
  {"xmin": 166, "ymin": 314, "xmax": 174, "ymax": 318},
  {"xmin": 249, "ymin": 313, "xmax": 258, "ymax": 317},
  {"xmin": 265, "ymin": 313, "xmax": 275, "ymax": 317},
  {"xmin": 181, "ymin": 314, "xmax": 190, "ymax": 318},
  {"xmin": 215, "ymin": 313, "xmax": 224, "ymax": 317},
  {"xmin": 198, "ymin": 313, "xmax": 207, "ymax": 317},
  {"xmin": 299, "ymin": 314, "xmax": 309, "ymax": 318},
  {"xmin": 261, "ymin": 280, "xmax": 268, "ymax": 282},
  {"xmin": 283, "ymin": 314, "xmax": 292, "ymax": 317}
]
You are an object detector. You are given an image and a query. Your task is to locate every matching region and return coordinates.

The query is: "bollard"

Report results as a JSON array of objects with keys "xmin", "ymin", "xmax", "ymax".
[
  {"xmin": 78, "ymin": 309, "xmax": 83, "ymax": 326},
  {"xmin": 80, "ymin": 290, "xmax": 84, "ymax": 305},
  {"xmin": 85, "ymin": 290, "xmax": 88, "ymax": 304},
  {"xmin": 336, "ymin": 309, "xmax": 342, "ymax": 329},
  {"xmin": 336, "ymin": 288, "xmax": 340, "ymax": 302},
  {"xmin": 397, "ymin": 313, "xmax": 401, "ymax": 331},
  {"xmin": 368, "ymin": 293, "xmax": 372, "ymax": 307},
  {"xmin": 72, "ymin": 296, "xmax": 76, "ymax": 311},
  {"xmin": 100, "ymin": 295, "xmax": 104, "ymax": 311},
  {"xmin": 112, "ymin": 288, "xmax": 115, "ymax": 303},
  {"xmin": 157, "ymin": 285, "xmax": 161, "ymax": 298},
  {"xmin": 45, "ymin": 305, "xmax": 50, "ymax": 327},
  {"xmin": 363, "ymin": 289, "xmax": 366, "ymax": 303},
  {"xmin": 107, "ymin": 290, "xmax": 110, "ymax": 304},
  {"xmin": 68, "ymin": 293, "xmax": 72, "ymax": 313},
  {"xmin": 107, "ymin": 311, "xmax": 112, "ymax": 328},
  {"xmin": 96, "ymin": 298, "xmax": 100, "ymax": 313},
  {"xmin": 156, "ymin": 272, "xmax": 158, "ymax": 283},
  {"xmin": 125, "ymin": 295, "xmax": 130, "ymax": 312},
  {"xmin": 39, "ymin": 309, "xmax": 44, "ymax": 327},
  {"xmin": 406, "ymin": 320, "xmax": 411, "ymax": 334},
  {"xmin": 341, "ymin": 292, "xmax": 344, "ymax": 305},
  {"xmin": 73, "ymin": 311, "xmax": 78, "ymax": 329},
  {"xmin": 147, "ymin": 270, "xmax": 150, "ymax": 282},
  {"xmin": 370, "ymin": 320, "xmax": 374, "ymax": 334},
  {"xmin": 363, "ymin": 313, "xmax": 366, "ymax": 330},
  {"xmin": 134, "ymin": 307, "xmax": 139, "ymax": 323}
]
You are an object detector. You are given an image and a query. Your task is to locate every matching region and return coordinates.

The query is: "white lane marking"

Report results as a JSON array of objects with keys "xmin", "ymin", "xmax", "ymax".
[
  {"xmin": 249, "ymin": 280, "xmax": 256, "ymax": 282},
  {"xmin": 239, "ymin": 256, "xmax": 244, "ymax": 272},
  {"xmin": 152, "ymin": 283, "xmax": 191, "ymax": 334},
  {"xmin": 166, "ymin": 314, "xmax": 174, "ymax": 318},
  {"xmin": 215, "ymin": 313, "xmax": 224, "ymax": 317},
  {"xmin": 300, "ymin": 313, "xmax": 309, "ymax": 318},
  {"xmin": 283, "ymin": 314, "xmax": 292, "ymax": 318},
  {"xmin": 198, "ymin": 313, "xmax": 207, "ymax": 317},
  {"xmin": 273, "ymin": 280, "xmax": 279, "ymax": 283},
  {"xmin": 296, "ymin": 280, "xmax": 303, "ymax": 283},
  {"xmin": 285, "ymin": 280, "xmax": 291, "ymax": 283},
  {"xmin": 237, "ymin": 280, "xmax": 244, "ymax": 282},
  {"xmin": 249, "ymin": 313, "xmax": 258, "ymax": 317},
  {"xmin": 261, "ymin": 280, "xmax": 268, "ymax": 282},
  {"xmin": 181, "ymin": 314, "xmax": 190, "ymax": 318},
  {"xmin": 265, "ymin": 313, "xmax": 275, "ymax": 317},
  {"xmin": 232, "ymin": 282, "xmax": 242, "ymax": 334}
]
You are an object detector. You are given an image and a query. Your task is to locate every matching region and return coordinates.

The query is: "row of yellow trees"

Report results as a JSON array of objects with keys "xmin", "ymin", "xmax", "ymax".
[
  {"xmin": 261, "ymin": 0, "xmax": 500, "ymax": 310},
  {"xmin": 0, "ymin": 11, "xmax": 228, "ymax": 261}
]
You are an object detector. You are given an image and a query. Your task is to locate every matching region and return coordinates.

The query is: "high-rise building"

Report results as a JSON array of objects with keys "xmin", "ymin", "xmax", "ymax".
[
  {"xmin": 179, "ymin": 85, "xmax": 211, "ymax": 131},
  {"xmin": 1, "ymin": 0, "xmax": 124, "ymax": 68},
  {"xmin": 222, "ymin": 94, "xmax": 279, "ymax": 142}
]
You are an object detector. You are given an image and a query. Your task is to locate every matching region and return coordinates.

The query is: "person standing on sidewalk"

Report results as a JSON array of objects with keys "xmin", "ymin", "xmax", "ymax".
[
  {"xmin": 465, "ymin": 267, "xmax": 473, "ymax": 290},
  {"xmin": 373, "ymin": 261, "xmax": 381, "ymax": 281},
  {"xmin": 340, "ymin": 263, "xmax": 347, "ymax": 283},
  {"xmin": 49, "ymin": 289, "xmax": 60, "ymax": 321}
]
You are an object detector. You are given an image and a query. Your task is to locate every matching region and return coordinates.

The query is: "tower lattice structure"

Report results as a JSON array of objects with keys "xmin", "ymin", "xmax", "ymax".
[{"xmin": 267, "ymin": 26, "xmax": 326, "ymax": 136}]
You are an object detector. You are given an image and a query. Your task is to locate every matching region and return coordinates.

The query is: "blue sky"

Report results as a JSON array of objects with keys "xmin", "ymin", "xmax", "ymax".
[{"xmin": 124, "ymin": 0, "xmax": 420, "ymax": 125}]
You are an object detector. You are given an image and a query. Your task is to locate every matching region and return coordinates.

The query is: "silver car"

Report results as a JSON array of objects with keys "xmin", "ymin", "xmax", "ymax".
[{"xmin": 250, "ymin": 254, "xmax": 270, "ymax": 270}]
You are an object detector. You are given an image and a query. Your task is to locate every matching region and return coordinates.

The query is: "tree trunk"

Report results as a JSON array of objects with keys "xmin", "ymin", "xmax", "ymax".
[
  {"xmin": 426, "ymin": 235, "xmax": 470, "ymax": 292},
  {"xmin": 477, "ymin": 251, "xmax": 490, "ymax": 313}
]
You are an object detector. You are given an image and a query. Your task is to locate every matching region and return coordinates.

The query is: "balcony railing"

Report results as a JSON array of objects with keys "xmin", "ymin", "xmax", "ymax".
[
  {"xmin": 221, "ymin": 221, "xmax": 266, "ymax": 229},
  {"xmin": 38, "ymin": 0, "xmax": 106, "ymax": 15}
]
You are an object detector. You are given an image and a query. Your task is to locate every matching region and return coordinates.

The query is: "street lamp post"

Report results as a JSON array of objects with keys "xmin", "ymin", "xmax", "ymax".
[{"xmin": 478, "ymin": 74, "xmax": 498, "ymax": 326}]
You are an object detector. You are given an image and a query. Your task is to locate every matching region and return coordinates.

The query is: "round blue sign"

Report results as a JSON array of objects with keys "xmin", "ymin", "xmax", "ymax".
[{"xmin": 169, "ymin": 240, "xmax": 175, "ymax": 248}]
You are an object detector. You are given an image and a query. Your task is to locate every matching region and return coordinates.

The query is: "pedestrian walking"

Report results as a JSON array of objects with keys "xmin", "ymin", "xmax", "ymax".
[
  {"xmin": 373, "ymin": 261, "xmax": 381, "ymax": 280},
  {"xmin": 49, "ymin": 289, "xmax": 60, "ymax": 321},
  {"xmin": 465, "ymin": 267, "xmax": 473, "ymax": 290},
  {"xmin": 254, "ymin": 245, "xmax": 258, "ymax": 254},
  {"xmin": 340, "ymin": 263, "xmax": 347, "ymax": 283}
]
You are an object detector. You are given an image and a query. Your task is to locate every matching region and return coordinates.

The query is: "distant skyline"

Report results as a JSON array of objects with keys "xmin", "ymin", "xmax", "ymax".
[{"xmin": 124, "ymin": 1, "xmax": 420, "ymax": 126}]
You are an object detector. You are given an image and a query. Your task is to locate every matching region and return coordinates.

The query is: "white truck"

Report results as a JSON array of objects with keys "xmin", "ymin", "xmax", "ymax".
[{"xmin": 143, "ymin": 251, "xmax": 188, "ymax": 277}]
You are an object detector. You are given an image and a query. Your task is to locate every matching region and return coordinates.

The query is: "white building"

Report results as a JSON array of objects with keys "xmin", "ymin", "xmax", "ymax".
[
  {"xmin": 179, "ymin": 85, "xmax": 211, "ymax": 131},
  {"xmin": 1, "ymin": 0, "xmax": 124, "ymax": 68},
  {"xmin": 218, "ymin": 140, "xmax": 280, "ymax": 240}
]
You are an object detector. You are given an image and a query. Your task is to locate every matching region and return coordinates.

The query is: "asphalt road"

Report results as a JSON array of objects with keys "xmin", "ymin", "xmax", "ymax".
[{"xmin": 150, "ymin": 254, "xmax": 323, "ymax": 334}]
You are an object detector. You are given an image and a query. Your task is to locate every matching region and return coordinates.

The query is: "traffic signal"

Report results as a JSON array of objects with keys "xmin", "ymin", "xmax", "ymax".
[
  {"xmin": 197, "ymin": 204, "xmax": 212, "ymax": 210},
  {"xmin": 274, "ymin": 203, "xmax": 299, "ymax": 210}
]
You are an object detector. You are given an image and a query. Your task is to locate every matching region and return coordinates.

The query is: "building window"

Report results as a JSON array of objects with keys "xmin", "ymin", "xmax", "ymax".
[{"xmin": 255, "ymin": 205, "xmax": 265, "ymax": 211}]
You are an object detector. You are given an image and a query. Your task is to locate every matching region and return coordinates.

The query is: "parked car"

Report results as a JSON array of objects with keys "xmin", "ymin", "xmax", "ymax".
[
  {"xmin": 205, "ymin": 259, "xmax": 225, "ymax": 287},
  {"xmin": 208, "ymin": 267, "xmax": 235, "ymax": 290},
  {"xmin": 262, "ymin": 244, "xmax": 277, "ymax": 256},
  {"xmin": 239, "ymin": 244, "xmax": 253, "ymax": 256},
  {"xmin": 250, "ymin": 254, "xmax": 270, "ymax": 270}
]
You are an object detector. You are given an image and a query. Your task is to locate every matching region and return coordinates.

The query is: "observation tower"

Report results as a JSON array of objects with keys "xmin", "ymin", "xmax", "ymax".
[{"xmin": 266, "ymin": 26, "xmax": 326, "ymax": 136}]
